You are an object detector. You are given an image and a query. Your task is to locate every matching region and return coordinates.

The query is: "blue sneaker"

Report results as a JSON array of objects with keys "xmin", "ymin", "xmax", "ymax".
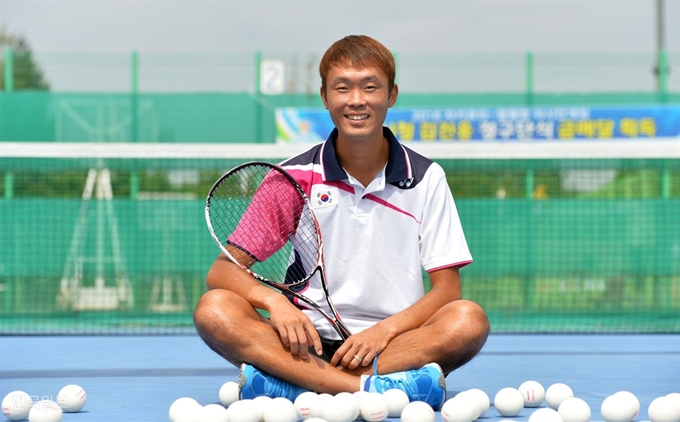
[
  {"xmin": 360, "ymin": 363, "xmax": 447, "ymax": 410},
  {"xmin": 238, "ymin": 363, "xmax": 309, "ymax": 401}
]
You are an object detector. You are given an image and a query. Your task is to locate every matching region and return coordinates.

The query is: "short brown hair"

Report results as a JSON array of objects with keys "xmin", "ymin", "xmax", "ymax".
[{"xmin": 319, "ymin": 35, "xmax": 396, "ymax": 95}]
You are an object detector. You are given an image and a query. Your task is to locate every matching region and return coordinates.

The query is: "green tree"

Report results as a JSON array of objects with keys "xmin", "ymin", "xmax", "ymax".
[{"xmin": 0, "ymin": 25, "xmax": 50, "ymax": 90}]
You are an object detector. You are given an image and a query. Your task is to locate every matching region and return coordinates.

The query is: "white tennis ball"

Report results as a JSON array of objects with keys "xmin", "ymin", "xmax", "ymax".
[
  {"xmin": 175, "ymin": 405, "xmax": 201, "ymax": 422},
  {"xmin": 557, "ymin": 397, "xmax": 591, "ymax": 422},
  {"xmin": 454, "ymin": 391, "xmax": 482, "ymax": 420},
  {"xmin": 313, "ymin": 393, "xmax": 333, "ymax": 418},
  {"xmin": 545, "ymin": 383, "xmax": 574, "ymax": 410},
  {"xmin": 219, "ymin": 381, "xmax": 240, "ymax": 407},
  {"xmin": 648, "ymin": 396, "xmax": 679, "ymax": 422},
  {"xmin": 263, "ymin": 397, "xmax": 297, "ymax": 422},
  {"xmin": 665, "ymin": 393, "xmax": 680, "ymax": 421},
  {"xmin": 518, "ymin": 380, "xmax": 546, "ymax": 408},
  {"xmin": 612, "ymin": 391, "xmax": 640, "ymax": 419},
  {"xmin": 353, "ymin": 391, "xmax": 370, "ymax": 421},
  {"xmin": 252, "ymin": 396, "xmax": 273, "ymax": 422},
  {"xmin": 400, "ymin": 401, "xmax": 435, "ymax": 422},
  {"xmin": 28, "ymin": 400, "xmax": 63, "ymax": 422},
  {"xmin": 334, "ymin": 392, "xmax": 360, "ymax": 420},
  {"xmin": 494, "ymin": 387, "xmax": 524, "ymax": 417},
  {"xmin": 600, "ymin": 394, "xmax": 635, "ymax": 422},
  {"xmin": 465, "ymin": 388, "xmax": 490, "ymax": 418},
  {"xmin": 360, "ymin": 392, "xmax": 388, "ymax": 422},
  {"xmin": 2, "ymin": 390, "xmax": 33, "ymax": 421},
  {"xmin": 56, "ymin": 384, "xmax": 87, "ymax": 413},
  {"xmin": 382, "ymin": 389, "xmax": 410, "ymax": 418},
  {"xmin": 170, "ymin": 397, "xmax": 202, "ymax": 422},
  {"xmin": 228, "ymin": 399, "xmax": 259, "ymax": 422},
  {"xmin": 197, "ymin": 404, "xmax": 229, "ymax": 422},
  {"xmin": 440, "ymin": 395, "xmax": 476, "ymax": 422},
  {"xmin": 321, "ymin": 395, "xmax": 356, "ymax": 422},
  {"xmin": 528, "ymin": 407, "xmax": 564, "ymax": 422},
  {"xmin": 294, "ymin": 392, "xmax": 319, "ymax": 420}
]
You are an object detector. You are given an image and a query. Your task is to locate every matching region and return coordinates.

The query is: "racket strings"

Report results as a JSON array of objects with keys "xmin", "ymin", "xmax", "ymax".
[{"xmin": 209, "ymin": 164, "xmax": 320, "ymax": 285}]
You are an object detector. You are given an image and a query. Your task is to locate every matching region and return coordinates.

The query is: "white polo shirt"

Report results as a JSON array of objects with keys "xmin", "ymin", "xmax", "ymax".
[{"xmin": 279, "ymin": 127, "xmax": 472, "ymax": 340}]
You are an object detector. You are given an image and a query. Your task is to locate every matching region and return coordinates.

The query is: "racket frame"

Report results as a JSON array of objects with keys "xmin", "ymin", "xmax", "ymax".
[{"xmin": 205, "ymin": 161, "xmax": 351, "ymax": 340}]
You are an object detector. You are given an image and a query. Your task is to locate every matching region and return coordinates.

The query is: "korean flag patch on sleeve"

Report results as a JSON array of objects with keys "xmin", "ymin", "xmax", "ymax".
[{"xmin": 311, "ymin": 185, "xmax": 339, "ymax": 209}]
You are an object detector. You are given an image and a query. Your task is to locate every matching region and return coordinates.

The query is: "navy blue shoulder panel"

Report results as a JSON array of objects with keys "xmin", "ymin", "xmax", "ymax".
[
  {"xmin": 389, "ymin": 144, "xmax": 436, "ymax": 190},
  {"xmin": 280, "ymin": 144, "xmax": 323, "ymax": 167}
]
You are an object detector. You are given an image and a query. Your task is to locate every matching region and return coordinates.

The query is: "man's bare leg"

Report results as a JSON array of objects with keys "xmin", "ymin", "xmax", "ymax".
[
  {"xmin": 372, "ymin": 300, "xmax": 490, "ymax": 375},
  {"xmin": 195, "ymin": 291, "xmax": 488, "ymax": 393},
  {"xmin": 194, "ymin": 289, "xmax": 363, "ymax": 393}
]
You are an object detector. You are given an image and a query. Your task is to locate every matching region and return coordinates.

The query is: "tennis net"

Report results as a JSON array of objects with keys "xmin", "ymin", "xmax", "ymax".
[{"xmin": 1, "ymin": 140, "xmax": 678, "ymax": 334}]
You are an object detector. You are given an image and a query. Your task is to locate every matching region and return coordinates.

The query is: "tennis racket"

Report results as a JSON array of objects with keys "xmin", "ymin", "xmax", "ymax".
[{"xmin": 205, "ymin": 161, "xmax": 351, "ymax": 340}]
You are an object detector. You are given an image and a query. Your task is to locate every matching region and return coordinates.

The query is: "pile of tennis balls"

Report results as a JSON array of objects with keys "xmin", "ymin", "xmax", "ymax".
[
  {"xmin": 167, "ymin": 379, "xmax": 680, "ymax": 422},
  {"xmin": 2, "ymin": 384, "xmax": 86, "ymax": 422}
]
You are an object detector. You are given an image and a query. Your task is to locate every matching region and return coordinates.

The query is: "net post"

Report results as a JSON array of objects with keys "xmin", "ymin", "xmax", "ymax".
[
  {"xmin": 661, "ymin": 167, "xmax": 670, "ymax": 199},
  {"xmin": 3, "ymin": 171, "xmax": 13, "ymax": 199},
  {"xmin": 3, "ymin": 278, "xmax": 12, "ymax": 313},
  {"xmin": 524, "ymin": 166, "xmax": 535, "ymax": 310},
  {"xmin": 255, "ymin": 50, "xmax": 262, "ymax": 95},
  {"xmin": 131, "ymin": 50, "xmax": 139, "ymax": 94},
  {"xmin": 525, "ymin": 50, "xmax": 534, "ymax": 105},
  {"xmin": 129, "ymin": 172, "xmax": 139, "ymax": 199},
  {"xmin": 525, "ymin": 168, "xmax": 535, "ymax": 199},
  {"xmin": 3, "ymin": 47, "xmax": 13, "ymax": 93},
  {"xmin": 130, "ymin": 50, "xmax": 139, "ymax": 195},
  {"xmin": 657, "ymin": 48, "xmax": 668, "ymax": 99},
  {"xmin": 131, "ymin": 50, "xmax": 139, "ymax": 143},
  {"xmin": 254, "ymin": 50, "xmax": 263, "ymax": 143}
]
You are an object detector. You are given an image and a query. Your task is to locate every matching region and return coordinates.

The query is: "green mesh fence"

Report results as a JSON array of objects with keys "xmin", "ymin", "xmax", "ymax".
[
  {"xmin": 2, "ymin": 51, "xmax": 679, "ymax": 93},
  {"xmin": 1, "ymin": 147, "xmax": 678, "ymax": 334},
  {"xmin": 1, "ymin": 92, "xmax": 680, "ymax": 145}
]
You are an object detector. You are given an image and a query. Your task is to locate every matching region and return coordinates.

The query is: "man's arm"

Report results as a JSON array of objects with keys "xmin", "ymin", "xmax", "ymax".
[
  {"xmin": 207, "ymin": 254, "xmax": 277, "ymax": 304},
  {"xmin": 373, "ymin": 266, "xmax": 461, "ymax": 338},
  {"xmin": 206, "ymin": 254, "xmax": 323, "ymax": 358},
  {"xmin": 331, "ymin": 266, "xmax": 461, "ymax": 368}
]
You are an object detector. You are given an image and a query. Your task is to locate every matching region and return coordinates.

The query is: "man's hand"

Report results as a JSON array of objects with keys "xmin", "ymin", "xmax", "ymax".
[
  {"xmin": 330, "ymin": 322, "xmax": 394, "ymax": 370},
  {"xmin": 266, "ymin": 295, "xmax": 323, "ymax": 360}
]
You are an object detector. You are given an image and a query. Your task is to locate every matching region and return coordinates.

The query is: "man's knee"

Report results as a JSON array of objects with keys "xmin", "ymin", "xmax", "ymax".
[
  {"xmin": 443, "ymin": 299, "xmax": 490, "ymax": 349},
  {"xmin": 193, "ymin": 290, "xmax": 256, "ymax": 363},
  {"xmin": 437, "ymin": 300, "xmax": 489, "ymax": 372},
  {"xmin": 457, "ymin": 299, "xmax": 490, "ymax": 337},
  {"xmin": 193, "ymin": 289, "xmax": 240, "ymax": 336}
]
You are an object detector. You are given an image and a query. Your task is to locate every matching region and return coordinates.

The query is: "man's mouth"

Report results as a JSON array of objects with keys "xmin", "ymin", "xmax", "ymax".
[{"xmin": 347, "ymin": 114, "xmax": 369, "ymax": 121}]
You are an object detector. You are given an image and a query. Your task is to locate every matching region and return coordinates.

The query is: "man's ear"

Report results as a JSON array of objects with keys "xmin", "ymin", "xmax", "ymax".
[
  {"xmin": 320, "ymin": 86, "xmax": 329, "ymax": 109},
  {"xmin": 388, "ymin": 84, "xmax": 399, "ymax": 107}
]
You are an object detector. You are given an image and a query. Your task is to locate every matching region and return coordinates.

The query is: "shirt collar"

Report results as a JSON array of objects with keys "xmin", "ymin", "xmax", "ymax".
[{"xmin": 321, "ymin": 127, "xmax": 412, "ymax": 184}]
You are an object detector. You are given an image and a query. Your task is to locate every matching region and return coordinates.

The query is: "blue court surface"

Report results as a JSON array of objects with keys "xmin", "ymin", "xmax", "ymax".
[{"xmin": 1, "ymin": 334, "xmax": 678, "ymax": 421}]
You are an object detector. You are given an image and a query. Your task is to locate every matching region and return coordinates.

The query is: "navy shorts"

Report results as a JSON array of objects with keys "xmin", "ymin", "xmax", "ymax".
[{"xmin": 315, "ymin": 337, "xmax": 345, "ymax": 362}]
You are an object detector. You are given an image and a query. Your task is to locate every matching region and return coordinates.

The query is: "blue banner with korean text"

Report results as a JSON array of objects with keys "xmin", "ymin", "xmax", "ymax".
[{"xmin": 275, "ymin": 105, "xmax": 680, "ymax": 143}]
